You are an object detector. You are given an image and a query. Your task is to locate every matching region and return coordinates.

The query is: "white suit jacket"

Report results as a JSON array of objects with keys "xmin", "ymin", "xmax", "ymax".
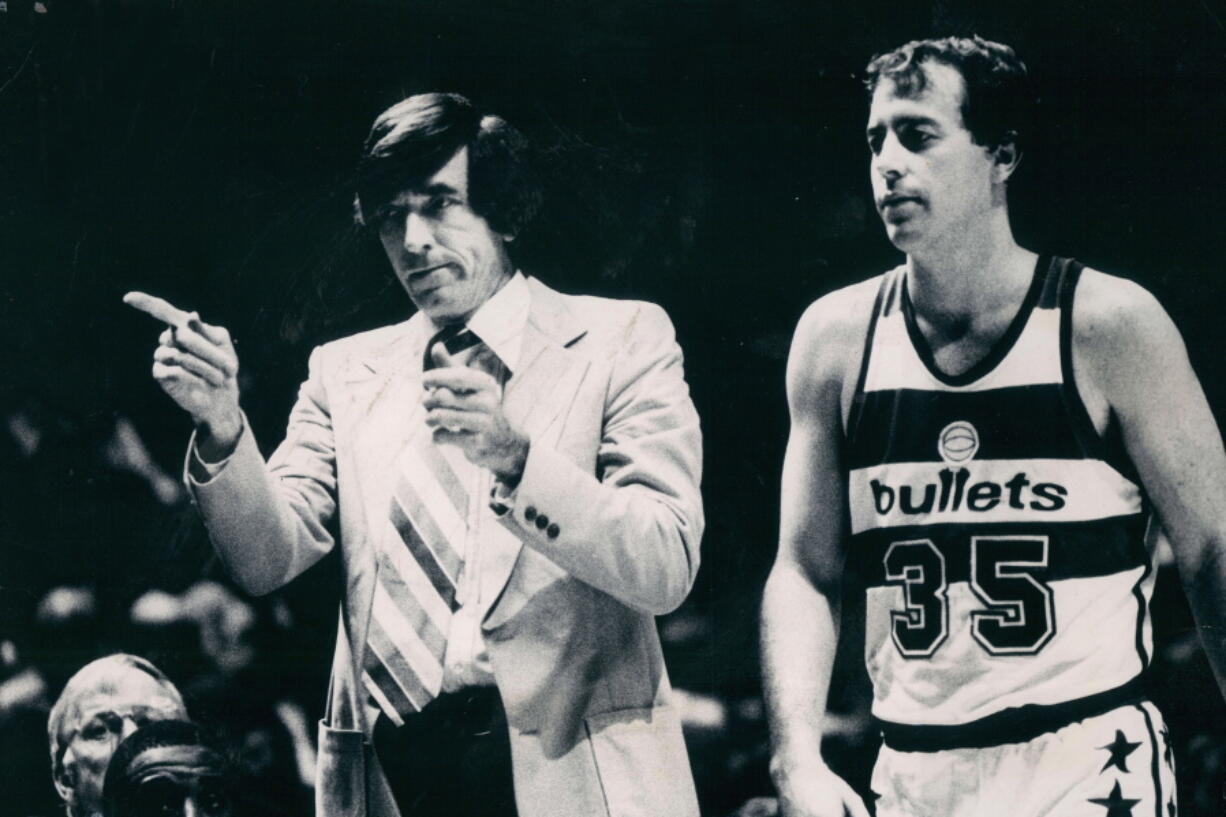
[{"xmin": 189, "ymin": 277, "xmax": 704, "ymax": 817}]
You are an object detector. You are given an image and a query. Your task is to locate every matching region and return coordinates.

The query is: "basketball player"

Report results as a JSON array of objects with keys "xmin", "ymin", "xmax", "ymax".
[{"xmin": 761, "ymin": 36, "xmax": 1226, "ymax": 816}]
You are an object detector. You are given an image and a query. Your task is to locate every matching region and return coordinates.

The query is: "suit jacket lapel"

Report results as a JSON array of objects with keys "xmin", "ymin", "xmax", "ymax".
[
  {"xmin": 342, "ymin": 316, "xmax": 431, "ymax": 558},
  {"xmin": 503, "ymin": 278, "xmax": 590, "ymax": 434},
  {"xmin": 484, "ymin": 279, "xmax": 591, "ymax": 615}
]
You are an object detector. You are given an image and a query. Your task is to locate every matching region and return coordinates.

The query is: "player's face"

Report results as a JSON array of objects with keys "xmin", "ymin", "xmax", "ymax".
[
  {"xmin": 866, "ymin": 61, "xmax": 999, "ymax": 252},
  {"xmin": 375, "ymin": 147, "xmax": 514, "ymax": 325},
  {"xmin": 57, "ymin": 674, "xmax": 185, "ymax": 816}
]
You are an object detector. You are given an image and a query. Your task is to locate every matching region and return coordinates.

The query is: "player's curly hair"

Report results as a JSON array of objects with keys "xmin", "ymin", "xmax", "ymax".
[
  {"xmin": 864, "ymin": 35, "xmax": 1036, "ymax": 152},
  {"xmin": 353, "ymin": 92, "xmax": 542, "ymax": 240}
]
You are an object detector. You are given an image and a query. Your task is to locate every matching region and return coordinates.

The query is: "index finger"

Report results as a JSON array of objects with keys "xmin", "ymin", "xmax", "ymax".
[
  {"xmin": 422, "ymin": 367, "xmax": 495, "ymax": 393},
  {"xmin": 123, "ymin": 291, "xmax": 191, "ymax": 328}
]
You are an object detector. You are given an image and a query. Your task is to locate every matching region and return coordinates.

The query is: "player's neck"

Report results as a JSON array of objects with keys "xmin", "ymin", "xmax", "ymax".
[{"xmin": 905, "ymin": 216, "xmax": 1034, "ymax": 332}]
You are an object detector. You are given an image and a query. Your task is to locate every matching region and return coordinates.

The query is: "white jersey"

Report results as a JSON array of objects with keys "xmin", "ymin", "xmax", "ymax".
[{"xmin": 844, "ymin": 255, "xmax": 1155, "ymax": 750}]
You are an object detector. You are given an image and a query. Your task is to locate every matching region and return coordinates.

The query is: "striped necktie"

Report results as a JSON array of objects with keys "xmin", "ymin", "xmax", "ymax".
[{"xmin": 362, "ymin": 324, "xmax": 492, "ymax": 723}]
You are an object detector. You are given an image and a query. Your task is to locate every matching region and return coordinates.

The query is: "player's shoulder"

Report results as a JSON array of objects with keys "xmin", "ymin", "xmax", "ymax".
[
  {"xmin": 790, "ymin": 274, "xmax": 884, "ymax": 370},
  {"xmin": 1073, "ymin": 266, "xmax": 1165, "ymax": 323},
  {"xmin": 1072, "ymin": 266, "xmax": 1175, "ymax": 352},
  {"xmin": 785, "ymin": 273, "xmax": 886, "ymax": 411}
]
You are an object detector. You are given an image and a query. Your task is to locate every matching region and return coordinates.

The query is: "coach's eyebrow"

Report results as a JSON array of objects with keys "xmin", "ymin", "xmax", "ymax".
[
  {"xmin": 869, "ymin": 110, "xmax": 942, "ymax": 130},
  {"xmin": 421, "ymin": 182, "xmax": 462, "ymax": 197},
  {"xmin": 894, "ymin": 114, "xmax": 942, "ymax": 131}
]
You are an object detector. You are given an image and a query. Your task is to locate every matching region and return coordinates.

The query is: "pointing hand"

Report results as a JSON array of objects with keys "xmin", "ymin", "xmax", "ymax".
[{"xmin": 124, "ymin": 292, "xmax": 243, "ymax": 456}]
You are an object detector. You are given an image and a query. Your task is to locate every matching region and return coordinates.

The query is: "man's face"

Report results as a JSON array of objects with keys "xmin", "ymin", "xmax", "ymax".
[
  {"xmin": 375, "ymin": 146, "xmax": 514, "ymax": 324},
  {"xmin": 56, "ymin": 673, "xmax": 185, "ymax": 817},
  {"xmin": 866, "ymin": 61, "xmax": 1000, "ymax": 252}
]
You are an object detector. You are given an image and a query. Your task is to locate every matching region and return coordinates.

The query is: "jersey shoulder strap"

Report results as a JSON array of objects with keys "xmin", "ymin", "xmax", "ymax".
[{"xmin": 845, "ymin": 267, "xmax": 904, "ymax": 442}]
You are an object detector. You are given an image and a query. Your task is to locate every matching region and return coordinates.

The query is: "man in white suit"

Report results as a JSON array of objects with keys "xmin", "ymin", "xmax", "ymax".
[{"xmin": 128, "ymin": 92, "xmax": 704, "ymax": 817}]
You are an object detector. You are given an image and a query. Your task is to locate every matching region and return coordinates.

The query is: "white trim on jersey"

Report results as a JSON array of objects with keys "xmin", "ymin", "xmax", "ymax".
[{"xmin": 863, "ymin": 307, "xmax": 1062, "ymax": 394}]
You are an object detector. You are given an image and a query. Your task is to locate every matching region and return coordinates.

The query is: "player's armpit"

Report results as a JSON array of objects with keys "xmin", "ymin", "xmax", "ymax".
[
  {"xmin": 1076, "ymin": 275, "xmax": 1226, "ymax": 561},
  {"xmin": 1075, "ymin": 271, "xmax": 1226, "ymax": 697}
]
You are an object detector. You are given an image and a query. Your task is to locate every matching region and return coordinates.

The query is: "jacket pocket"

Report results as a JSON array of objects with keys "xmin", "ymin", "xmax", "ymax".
[{"xmin": 584, "ymin": 706, "xmax": 699, "ymax": 817}]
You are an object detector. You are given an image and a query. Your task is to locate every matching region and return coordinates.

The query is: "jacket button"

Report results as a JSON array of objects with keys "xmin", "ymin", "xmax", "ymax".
[
  {"xmin": 546, "ymin": 523, "xmax": 560, "ymax": 539},
  {"xmin": 535, "ymin": 514, "xmax": 549, "ymax": 530},
  {"xmin": 524, "ymin": 506, "xmax": 537, "ymax": 522}
]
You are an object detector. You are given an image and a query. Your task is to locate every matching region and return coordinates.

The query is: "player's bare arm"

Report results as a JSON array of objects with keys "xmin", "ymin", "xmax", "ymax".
[
  {"xmin": 1073, "ymin": 269, "xmax": 1226, "ymax": 699},
  {"xmin": 761, "ymin": 278, "xmax": 878, "ymax": 817}
]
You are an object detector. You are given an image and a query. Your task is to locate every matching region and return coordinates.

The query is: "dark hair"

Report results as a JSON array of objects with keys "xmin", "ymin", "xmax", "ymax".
[
  {"xmin": 864, "ymin": 35, "xmax": 1035, "ymax": 151},
  {"xmin": 353, "ymin": 92, "xmax": 541, "ymax": 239},
  {"xmin": 102, "ymin": 721, "xmax": 232, "ymax": 817}
]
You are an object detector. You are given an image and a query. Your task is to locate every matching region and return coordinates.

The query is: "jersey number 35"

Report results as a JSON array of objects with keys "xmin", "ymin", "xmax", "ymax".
[{"xmin": 883, "ymin": 535, "xmax": 1056, "ymax": 657}]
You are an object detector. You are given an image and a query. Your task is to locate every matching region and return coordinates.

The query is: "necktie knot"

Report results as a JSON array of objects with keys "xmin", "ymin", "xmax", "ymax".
[
  {"xmin": 424, "ymin": 325, "xmax": 483, "ymax": 371},
  {"xmin": 424, "ymin": 325, "xmax": 509, "ymax": 383}
]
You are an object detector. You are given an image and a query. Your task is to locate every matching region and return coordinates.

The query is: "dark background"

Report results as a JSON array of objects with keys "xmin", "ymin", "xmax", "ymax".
[{"xmin": 2, "ymin": 0, "xmax": 1226, "ymax": 814}]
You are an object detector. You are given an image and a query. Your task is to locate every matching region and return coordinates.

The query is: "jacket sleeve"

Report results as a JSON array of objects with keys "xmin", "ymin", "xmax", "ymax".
[
  {"xmin": 186, "ymin": 347, "xmax": 338, "ymax": 596},
  {"xmin": 498, "ymin": 302, "xmax": 704, "ymax": 615}
]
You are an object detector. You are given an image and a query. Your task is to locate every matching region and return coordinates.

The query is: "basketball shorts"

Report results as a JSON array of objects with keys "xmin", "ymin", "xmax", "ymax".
[{"xmin": 870, "ymin": 701, "xmax": 1177, "ymax": 817}]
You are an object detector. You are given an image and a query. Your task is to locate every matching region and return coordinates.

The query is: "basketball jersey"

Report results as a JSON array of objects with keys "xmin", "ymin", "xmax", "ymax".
[{"xmin": 844, "ymin": 255, "xmax": 1155, "ymax": 750}]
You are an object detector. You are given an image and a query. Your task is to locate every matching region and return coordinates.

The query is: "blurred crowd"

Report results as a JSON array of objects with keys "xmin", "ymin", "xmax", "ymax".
[
  {"xmin": 1, "ymin": 575, "xmax": 318, "ymax": 817},
  {"xmin": 1, "ymin": 366, "xmax": 1224, "ymax": 817}
]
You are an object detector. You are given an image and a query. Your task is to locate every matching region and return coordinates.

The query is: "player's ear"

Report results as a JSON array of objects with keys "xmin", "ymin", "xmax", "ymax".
[
  {"xmin": 992, "ymin": 131, "xmax": 1022, "ymax": 182},
  {"xmin": 52, "ymin": 754, "xmax": 75, "ymax": 803}
]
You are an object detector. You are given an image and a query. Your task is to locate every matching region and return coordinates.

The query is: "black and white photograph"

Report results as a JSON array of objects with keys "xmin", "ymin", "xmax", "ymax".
[{"xmin": 2, "ymin": 0, "xmax": 1226, "ymax": 815}]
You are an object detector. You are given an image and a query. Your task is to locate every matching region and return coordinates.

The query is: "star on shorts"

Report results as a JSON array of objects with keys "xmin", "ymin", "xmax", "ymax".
[
  {"xmin": 1088, "ymin": 780, "xmax": 1140, "ymax": 817},
  {"xmin": 1099, "ymin": 729, "xmax": 1142, "ymax": 773}
]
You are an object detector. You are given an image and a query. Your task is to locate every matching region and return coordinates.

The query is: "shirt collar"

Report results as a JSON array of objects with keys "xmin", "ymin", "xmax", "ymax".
[{"xmin": 422, "ymin": 271, "xmax": 530, "ymax": 373}]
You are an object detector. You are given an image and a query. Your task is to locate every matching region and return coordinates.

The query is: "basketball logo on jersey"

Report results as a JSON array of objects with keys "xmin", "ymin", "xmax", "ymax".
[
  {"xmin": 866, "ymin": 420, "xmax": 1068, "ymax": 518},
  {"xmin": 938, "ymin": 421, "xmax": 979, "ymax": 464}
]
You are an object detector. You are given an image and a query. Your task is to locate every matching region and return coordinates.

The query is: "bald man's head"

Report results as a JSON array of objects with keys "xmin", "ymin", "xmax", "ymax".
[{"xmin": 48, "ymin": 655, "xmax": 187, "ymax": 817}]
